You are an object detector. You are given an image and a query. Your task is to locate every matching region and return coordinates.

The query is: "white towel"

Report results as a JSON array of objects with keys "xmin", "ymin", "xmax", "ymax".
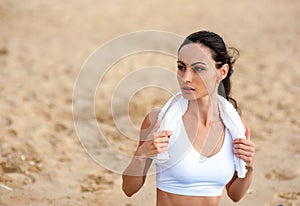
[{"xmin": 153, "ymin": 93, "xmax": 248, "ymax": 178}]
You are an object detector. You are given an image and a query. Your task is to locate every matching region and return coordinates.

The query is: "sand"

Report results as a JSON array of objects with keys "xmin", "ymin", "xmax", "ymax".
[{"xmin": 0, "ymin": 0, "xmax": 299, "ymax": 205}]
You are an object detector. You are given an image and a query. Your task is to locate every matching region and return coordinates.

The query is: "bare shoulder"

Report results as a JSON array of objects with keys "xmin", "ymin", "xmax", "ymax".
[
  {"xmin": 139, "ymin": 109, "xmax": 160, "ymax": 143},
  {"xmin": 140, "ymin": 109, "xmax": 160, "ymax": 129}
]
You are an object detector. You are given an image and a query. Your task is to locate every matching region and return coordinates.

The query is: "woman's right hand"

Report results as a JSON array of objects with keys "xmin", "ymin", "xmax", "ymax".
[{"xmin": 135, "ymin": 120, "xmax": 172, "ymax": 158}]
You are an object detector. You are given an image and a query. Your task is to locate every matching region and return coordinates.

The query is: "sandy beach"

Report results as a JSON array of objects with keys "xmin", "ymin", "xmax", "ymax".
[{"xmin": 0, "ymin": 0, "xmax": 299, "ymax": 205}]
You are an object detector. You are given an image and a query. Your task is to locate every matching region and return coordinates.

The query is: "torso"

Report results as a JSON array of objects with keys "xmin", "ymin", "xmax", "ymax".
[
  {"xmin": 182, "ymin": 113, "xmax": 225, "ymax": 158},
  {"xmin": 156, "ymin": 188, "xmax": 221, "ymax": 206},
  {"xmin": 155, "ymin": 114, "xmax": 235, "ymax": 206}
]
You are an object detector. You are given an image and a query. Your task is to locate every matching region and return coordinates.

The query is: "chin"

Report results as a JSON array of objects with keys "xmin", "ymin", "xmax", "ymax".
[
  {"xmin": 181, "ymin": 92, "xmax": 207, "ymax": 101},
  {"xmin": 181, "ymin": 92, "xmax": 197, "ymax": 100}
]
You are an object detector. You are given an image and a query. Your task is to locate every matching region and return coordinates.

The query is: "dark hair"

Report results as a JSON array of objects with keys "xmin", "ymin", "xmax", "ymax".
[{"xmin": 179, "ymin": 30, "xmax": 241, "ymax": 113}]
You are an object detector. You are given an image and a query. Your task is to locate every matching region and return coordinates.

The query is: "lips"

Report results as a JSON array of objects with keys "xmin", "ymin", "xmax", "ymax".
[{"xmin": 182, "ymin": 86, "xmax": 195, "ymax": 91}]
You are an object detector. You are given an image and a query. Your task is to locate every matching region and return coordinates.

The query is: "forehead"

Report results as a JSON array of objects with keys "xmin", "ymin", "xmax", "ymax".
[{"xmin": 178, "ymin": 43, "xmax": 213, "ymax": 65}]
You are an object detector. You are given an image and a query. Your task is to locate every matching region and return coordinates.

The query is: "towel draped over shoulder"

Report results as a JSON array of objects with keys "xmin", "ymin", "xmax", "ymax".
[{"xmin": 152, "ymin": 93, "xmax": 248, "ymax": 178}]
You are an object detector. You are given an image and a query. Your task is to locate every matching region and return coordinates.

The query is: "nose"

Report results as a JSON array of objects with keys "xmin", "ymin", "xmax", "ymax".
[{"xmin": 182, "ymin": 68, "xmax": 193, "ymax": 83}]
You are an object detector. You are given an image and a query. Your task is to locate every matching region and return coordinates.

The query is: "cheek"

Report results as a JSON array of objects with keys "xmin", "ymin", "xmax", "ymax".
[
  {"xmin": 177, "ymin": 71, "xmax": 184, "ymax": 83},
  {"xmin": 195, "ymin": 77, "xmax": 206, "ymax": 88},
  {"xmin": 196, "ymin": 73, "xmax": 218, "ymax": 93}
]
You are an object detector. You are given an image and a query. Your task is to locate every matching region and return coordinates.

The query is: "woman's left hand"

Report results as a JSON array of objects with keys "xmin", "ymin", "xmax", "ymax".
[{"xmin": 233, "ymin": 128, "xmax": 255, "ymax": 169}]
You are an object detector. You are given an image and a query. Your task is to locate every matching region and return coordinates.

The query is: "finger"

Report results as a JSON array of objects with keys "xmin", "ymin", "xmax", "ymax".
[
  {"xmin": 233, "ymin": 138, "xmax": 248, "ymax": 145},
  {"xmin": 159, "ymin": 130, "xmax": 172, "ymax": 137},
  {"xmin": 154, "ymin": 136, "xmax": 170, "ymax": 144},
  {"xmin": 245, "ymin": 128, "xmax": 251, "ymax": 140},
  {"xmin": 234, "ymin": 147, "xmax": 255, "ymax": 157},
  {"xmin": 157, "ymin": 142, "xmax": 169, "ymax": 149},
  {"xmin": 235, "ymin": 154, "xmax": 253, "ymax": 165},
  {"xmin": 152, "ymin": 142, "xmax": 169, "ymax": 153},
  {"xmin": 234, "ymin": 142, "xmax": 255, "ymax": 152},
  {"xmin": 233, "ymin": 138, "xmax": 255, "ymax": 147},
  {"xmin": 153, "ymin": 130, "xmax": 171, "ymax": 140},
  {"xmin": 153, "ymin": 136, "xmax": 169, "ymax": 145},
  {"xmin": 152, "ymin": 142, "xmax": 169, "ymax": 149},
  {"xmin": 156, "ymin": 145, "xmax": 168, "ymax": 153}
]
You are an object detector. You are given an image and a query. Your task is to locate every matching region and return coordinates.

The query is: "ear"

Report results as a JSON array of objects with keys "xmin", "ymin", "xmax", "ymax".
[{"xmin": 218, "ymin": 64, "xmax": 229, "ymax": 80}]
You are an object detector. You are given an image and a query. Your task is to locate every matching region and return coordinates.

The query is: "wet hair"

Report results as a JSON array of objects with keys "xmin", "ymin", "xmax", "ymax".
[{"xmin": 178, "ymin": 30, "xmax": 241, "ymax": 113}]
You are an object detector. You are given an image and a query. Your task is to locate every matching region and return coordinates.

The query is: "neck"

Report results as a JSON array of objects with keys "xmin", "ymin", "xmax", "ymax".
[{"xmin": 187, "ymin": 94, "xmax": 220, "ymax": 127}]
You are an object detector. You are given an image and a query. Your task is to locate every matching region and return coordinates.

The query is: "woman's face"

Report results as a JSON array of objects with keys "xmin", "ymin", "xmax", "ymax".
[{"xmin": 177, "ymin": 43, "xmax": 219, "ymax": 101}]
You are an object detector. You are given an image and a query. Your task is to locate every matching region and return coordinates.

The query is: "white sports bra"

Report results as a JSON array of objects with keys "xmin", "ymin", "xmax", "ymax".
[{"xmin": 156, "ymin": 121, "xmax": 235, "ymax": 196}]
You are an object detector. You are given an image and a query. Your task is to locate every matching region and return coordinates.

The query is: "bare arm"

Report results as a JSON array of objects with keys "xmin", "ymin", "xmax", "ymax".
[
  {"xmin": 122, "ymin": 153, "xmax": 153, "ymax": 197},
  {"xmin": 226, "ymin": 167, "xmax": 254, "ymax": 202},
  {"xmin": 122, "ymin": 110, "xmax": 171, "ymax": 197},
  {"xmin": 226, "ymin": 123, "xmax": 256, "ymax": 202}
]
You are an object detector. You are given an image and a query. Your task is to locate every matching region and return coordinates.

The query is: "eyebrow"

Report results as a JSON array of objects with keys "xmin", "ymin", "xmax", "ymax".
[
  {"xmin": 177, "ymin": 60, "xmax": 207, "ymax": 66},
  {"xmin": 191, "ymin": 62, "xmax": 207, "ymax": 66}
]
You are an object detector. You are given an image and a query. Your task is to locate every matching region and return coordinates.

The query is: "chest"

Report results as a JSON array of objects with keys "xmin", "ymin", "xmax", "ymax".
[
  {"xmin": 164, "ymin": 126, "xmax": 235, "ymax": 185},
  {"xmin": 182, "ymin": 117, "xmax": 225, "ymax": 158}
]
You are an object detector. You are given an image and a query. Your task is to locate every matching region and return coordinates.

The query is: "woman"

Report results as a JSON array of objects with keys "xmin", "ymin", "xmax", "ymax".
[{"xmin": 122, "ymin": 30, "xmax": 255, "ymax": 206}]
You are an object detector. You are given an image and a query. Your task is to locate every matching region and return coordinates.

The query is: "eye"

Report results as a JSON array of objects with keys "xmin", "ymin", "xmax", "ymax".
[
  {"xmin": 193, "ymin": 66, "xmax": 205, "ymax": 72},
  {"xmin": 177, "ymin": 64, "xmax": 185, "ymax": 71}
]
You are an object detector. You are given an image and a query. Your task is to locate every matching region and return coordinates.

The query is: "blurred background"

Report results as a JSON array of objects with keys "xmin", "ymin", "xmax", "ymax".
[{"xmin": 0, "ymin": 0, "xmax": 299, "ymax": 205}]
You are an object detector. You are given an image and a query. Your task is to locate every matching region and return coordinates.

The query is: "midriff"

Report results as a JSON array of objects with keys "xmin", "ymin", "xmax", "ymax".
[{"xmin": 156, "ymin": 188, "xmax": 221, "ymax": 206}]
